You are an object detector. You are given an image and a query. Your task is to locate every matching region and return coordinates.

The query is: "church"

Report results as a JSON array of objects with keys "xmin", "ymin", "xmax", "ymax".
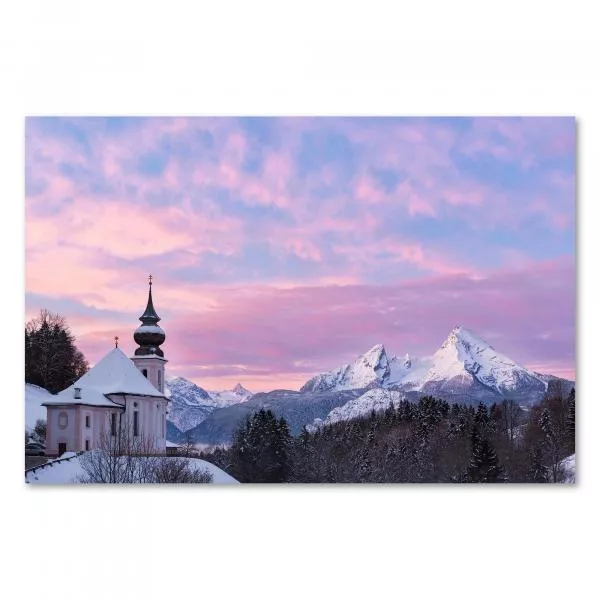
[{"xmin": 43, "ymin": 277, "xmax": 170, "ymax": 456}]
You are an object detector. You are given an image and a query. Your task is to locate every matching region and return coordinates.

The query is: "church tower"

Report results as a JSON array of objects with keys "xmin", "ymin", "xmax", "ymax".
[{"xmin": 131, "ymin": 275, "xmax": 167, "ymax": 394}]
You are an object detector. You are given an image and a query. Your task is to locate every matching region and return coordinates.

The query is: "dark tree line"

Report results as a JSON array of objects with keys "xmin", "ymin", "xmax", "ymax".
[
  {"xmin": 25, "ymin": 309, "xmax": 89, "ymax": 393},
  {"xmin": 205, "ymin": 388, "xmax": 575, "ymax": 484},
  {"xmin": 224, "ymin": 409, "xmax": 292, "ymax": 483}
]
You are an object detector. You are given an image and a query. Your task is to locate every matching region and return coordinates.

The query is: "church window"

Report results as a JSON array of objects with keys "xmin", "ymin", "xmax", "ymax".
[
  {"xmin": 158, "ymin": 370, "xmax": 162, "ymax": 391},
  {"xmin": 58, "ymin": 412, "xmax": 68, "ymax": 430},
  {"xmin": 134, "ymin": 411, "xmax": 139, "ymax": 436},
  {"xmin": 85, "ymin": 439, "xmax": 90, "ymax": 451},
  {"xmin": 111, "ymin": 413, "xmax": 117, "ymax": 436},
  {"xmin": 85, "ymin": 415, "xmax": 90, "ymax": 428},
  {"xmin": 142, "ymin": 369, "xmax": 148, "ymax": 378}
]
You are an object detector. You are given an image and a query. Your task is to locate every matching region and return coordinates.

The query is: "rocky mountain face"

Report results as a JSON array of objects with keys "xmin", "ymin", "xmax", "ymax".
[
  {"xmin": 300, "ymin": 344, "xmax": 390, "ymax": 392},
  {"xmin": 165, "ymin": 377, "xmax": 253, "ymax": 439}
]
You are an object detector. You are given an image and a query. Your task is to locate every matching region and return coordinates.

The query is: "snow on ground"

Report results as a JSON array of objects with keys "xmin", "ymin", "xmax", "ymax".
[
  {"xmin": 26, "ymin": 452, "xmax": 239, "ymax": 484},
  {"xmin": 319, "ymin": 388, "xmax": 404, "ymax": 427},
  {"xmin": 25, "ymin": 384, "xmax": 51, "ymax": 431},
  {"xmin": 560, "ymin": 454, "xmax": 576, "ymax": 483}
]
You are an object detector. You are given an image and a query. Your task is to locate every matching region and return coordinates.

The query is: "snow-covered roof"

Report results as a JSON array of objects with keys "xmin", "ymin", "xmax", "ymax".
[
  {"xmin": 44, "ymin": 386, "xmax": 123, "ymax": 408},
  {"xmin": 134, "ymin": 324, "xmax": 165, "ymax": 335},
  {"xmin": 25, "ymin": 452, "xmax": 239, "ymax": 484},
  {"xmin": 68, "ymin": 347, "xmax": 165, "ymax": 398}
]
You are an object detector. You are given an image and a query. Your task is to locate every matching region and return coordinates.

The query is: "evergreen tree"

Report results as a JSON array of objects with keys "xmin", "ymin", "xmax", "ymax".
[
  {"xmin": 566, "ymin": 388, "xmax": 576, "ymax": 454},
  {"xmin": 25, "ymin": 309, "xmax": 89, "ymax": 393},
  {"xmin": 229, "ymin": 409, "xmax": 292, "ymax": 483},
  {"xmin": 527, "ymin": 445, "xmax": 548, "ymax": 483},
  {"xmin": 467, "ymin": 426, "xmax": 505, "ymax": 482}
]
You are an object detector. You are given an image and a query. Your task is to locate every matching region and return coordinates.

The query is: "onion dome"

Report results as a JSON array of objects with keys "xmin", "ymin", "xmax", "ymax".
[{"xmin": 134, "ymin": 275, "xmax": 166, "ymax": 357}]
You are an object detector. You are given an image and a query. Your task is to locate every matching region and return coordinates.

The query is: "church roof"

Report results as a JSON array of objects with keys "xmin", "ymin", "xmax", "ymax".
[
  {"xmin": 139, "ymin": 279, "xmax": 161, "ymax": 325},
  {"xmin": 44, "ymin": 386, "xmax": 123, "ymax": 408},
  {"xmin": 53, "ymin": 347, "xmax": 166, "ymax": 402}
]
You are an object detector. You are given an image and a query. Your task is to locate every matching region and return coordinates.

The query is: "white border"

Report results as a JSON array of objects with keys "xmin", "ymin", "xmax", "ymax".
[{"xmin": 2, "ymin": 2, "xmax": 598, "ymax": 599}]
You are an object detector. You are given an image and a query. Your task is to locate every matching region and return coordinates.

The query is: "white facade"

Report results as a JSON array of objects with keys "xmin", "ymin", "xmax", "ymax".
[
  {"xmin": 44, "ymin": 348, "xmax": 169, "ymax": 456},
  {"xmin": 131, "ymin": 355, "xmax": 167, "ymax": 394}
]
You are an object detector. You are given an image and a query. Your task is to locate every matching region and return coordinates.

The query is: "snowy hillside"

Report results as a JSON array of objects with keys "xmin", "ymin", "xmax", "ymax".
[
  {"xmin": 313, "ymin": 388, "xmax": 405, "ymax": 429},
  {"xmin": 25, "ymin": 452, "xmax": 239, "ymax": 484},
  {"xmin": 559, "ymin": 454, "xmax": 575, "ymax": 484},
  {"xmin": 301, "ymin": 344, "xmax": 390, "ymax": 392},
  {"xmin": 25, "ymin": 384, "xmax": 52, "ymax": 431}
]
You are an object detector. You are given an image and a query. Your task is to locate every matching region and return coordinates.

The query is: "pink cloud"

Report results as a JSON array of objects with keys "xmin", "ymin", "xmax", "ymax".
[
  {"xmin": 332, "ymin": 240, "xmax": 475, "ymax": 277},
  {"xmin": 34, "ymin": 255, "xmax": 573, "ymax": 391}
]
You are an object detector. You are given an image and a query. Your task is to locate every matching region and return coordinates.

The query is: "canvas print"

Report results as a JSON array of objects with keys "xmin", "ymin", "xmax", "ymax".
[{"xmin": 24, "ymin": 117, "xmax": 575, "ymax": 484}]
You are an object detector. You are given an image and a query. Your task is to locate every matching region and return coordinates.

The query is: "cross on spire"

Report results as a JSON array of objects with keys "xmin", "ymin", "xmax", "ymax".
[
  {"xmin": 114, "ymin": 336, "xmax": 119, "ymax": 348},
  {"xmin": 148, "ymin": 274, "xmax": 153, "ymax": 286}
]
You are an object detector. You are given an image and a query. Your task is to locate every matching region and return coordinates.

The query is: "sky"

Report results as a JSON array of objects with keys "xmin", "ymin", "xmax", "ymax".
[{"xmin": 25, "ymin": 116, "xmax": 576, "ymax": 391}]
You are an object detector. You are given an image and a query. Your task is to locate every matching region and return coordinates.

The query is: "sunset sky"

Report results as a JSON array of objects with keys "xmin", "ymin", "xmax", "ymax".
[{"xmin": 25, "ymin": 117, "xmax": 576, "ymax": 391}]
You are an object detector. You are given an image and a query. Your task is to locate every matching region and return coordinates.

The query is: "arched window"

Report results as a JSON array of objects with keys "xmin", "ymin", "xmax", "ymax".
[
  {"xmin": 142, "ymin": 369, "xmax": 148, "ymax": 378},
  {"xmin": 158, "ymin": 370, "xmax": 162, "ymax": 391}
]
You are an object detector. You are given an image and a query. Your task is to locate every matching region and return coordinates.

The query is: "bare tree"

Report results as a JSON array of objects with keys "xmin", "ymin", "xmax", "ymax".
[
  {"xmin": 78, "ymin": 414, "xmax": 212, "ymax": 484},
  {"xmin": 32, "ymin": 419, "xmax": 47, "ymax": 445},
  {"xmin": 501, "ymin": 399, "xmax": 521, "ymax": 445},
  {"xmin": 152, "ymin": 458, "xmax": 213, "ymax": 483},
  {"xmin": 179, "ymin": 432, "xmax": 199, "ymax": 458}
]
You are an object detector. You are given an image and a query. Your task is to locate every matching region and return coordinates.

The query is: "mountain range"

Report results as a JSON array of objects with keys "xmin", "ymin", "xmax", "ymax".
[
  {"xmin": 165, "ymin": 378, "xmax": 253, "ymax": 440},
  {"xmin": 166, "ymin": 326, "xmax": 574, "ymax": 445}
]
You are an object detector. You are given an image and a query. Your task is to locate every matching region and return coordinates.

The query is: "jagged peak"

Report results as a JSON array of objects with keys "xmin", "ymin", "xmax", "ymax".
[
  {"xmin": 441, "ymin": 325, "xmax": 489, "ymax": 349},
  {"xmin": 233, "ymin": 383, "xmax": 250, "ymax": 394},
  {"xmin": 361, "ymin": 343, "xmax": 388, "ymax": 363}
]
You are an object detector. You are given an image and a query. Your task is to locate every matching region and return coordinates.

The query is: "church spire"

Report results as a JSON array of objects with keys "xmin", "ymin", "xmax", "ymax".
[
  {"xmin": 139, "ymin": 274, "xmax": 161, "ymax": 325},
  {"xmin": 134, "ymin": 275, "xmax": 166, "ymax": 357}
]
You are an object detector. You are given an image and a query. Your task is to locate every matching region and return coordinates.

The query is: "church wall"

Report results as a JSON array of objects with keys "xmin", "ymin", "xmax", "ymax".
[
  {"xmin": 131, "ymin": 356, "xmax": 167, "ymax": 394},
  {"xmin": 46, "ymin": 405, "xmax": 127, "ymax": 454},
  {"xmin": 46, "ymin": 406, "xmax": 77, "ymax": 456},
  {"xmin": 109, "ymin": 394, "xmax": 168, "ymax": 453}
]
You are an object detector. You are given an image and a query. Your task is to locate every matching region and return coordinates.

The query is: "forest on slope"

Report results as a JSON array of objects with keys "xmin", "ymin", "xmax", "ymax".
[{"xmin": 203, "ymin": 385, "xmax": 575, "ymax": 484}]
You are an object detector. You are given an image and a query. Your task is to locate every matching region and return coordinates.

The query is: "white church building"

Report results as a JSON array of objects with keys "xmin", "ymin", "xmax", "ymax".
[{"xmin": 43, "ymin": 277, "xmax": 170, "ymax": 456}]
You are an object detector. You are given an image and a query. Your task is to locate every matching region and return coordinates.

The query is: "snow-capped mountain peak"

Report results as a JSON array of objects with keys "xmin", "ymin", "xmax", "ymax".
[
  {"xmin": 419, "ymin": 325, "xmax": 546, "ymax": 396},
  {"xmin": 301, "ymin": 325, "xmax": 554, "ymax": 403},
  {"xmin": 165, "ymin": 376, "xmax": 254, "ymax": 435},
  {"xmin": 233, "ymin": 382, "xmax": 251, "ymax": 396},
  {"xmin": 300, "ymin": 344, "xmax": 391, "ymax": 393},
  {"xmin": 209, "ymin": 383, "xmax": 253, "ymax": 405}
]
